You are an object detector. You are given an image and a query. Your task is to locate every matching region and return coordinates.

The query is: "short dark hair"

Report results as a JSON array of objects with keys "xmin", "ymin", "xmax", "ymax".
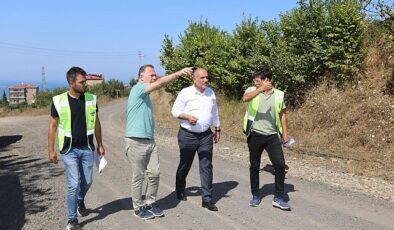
[
  {"xmin": 252, "ymin": 67, "xmax": 272, "ymax": 81},
  {"xmin": 138, "ymin": 64, "xmax": 154, "ymax": 78},
  {"xmin": 66, "ymin": 66, "xmax": 87, "ymax": 83}
]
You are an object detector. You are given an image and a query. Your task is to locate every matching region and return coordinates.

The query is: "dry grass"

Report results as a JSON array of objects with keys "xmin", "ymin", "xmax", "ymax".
[
  {"xmin": 0, "ymin": 107, "xmax": 50, "ymax": 117},
  {"xmin": 290, "ymin": 83, "xmax": 394, "ymax": 179},
  {"xmin": 287, "ymin": 44, "xmax": 394, "ymax": 180},
  {"xmin": 151, "ymin": 90, "xmax": 179, "ymax": 129}
]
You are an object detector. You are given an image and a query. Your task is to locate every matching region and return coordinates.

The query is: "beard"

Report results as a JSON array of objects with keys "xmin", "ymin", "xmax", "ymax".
[{"xmin": 74, "ymin": 86, "xmax": 85, "ymax": 94}]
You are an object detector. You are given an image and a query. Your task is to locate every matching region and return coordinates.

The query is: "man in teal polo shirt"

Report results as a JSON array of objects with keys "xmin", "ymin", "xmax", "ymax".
[{"xmin": 125, "ymin": 64, "xmax": 192, "ymax": 220}]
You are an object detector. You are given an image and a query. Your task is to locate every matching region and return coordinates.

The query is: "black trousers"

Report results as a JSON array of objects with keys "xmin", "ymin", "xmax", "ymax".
[
  {"xmin": 247, "ymin": 132, "xmax": 286, "ymax": 198},
  {"xmin": 176, "ymin": 127, "xmax": 214, "ymax": 202}
]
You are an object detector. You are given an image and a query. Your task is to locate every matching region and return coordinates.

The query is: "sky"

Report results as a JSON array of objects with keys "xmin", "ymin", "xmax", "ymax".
[{"xmin": 0, "ymin": 0, "xmax": 298, "ymax": 89}]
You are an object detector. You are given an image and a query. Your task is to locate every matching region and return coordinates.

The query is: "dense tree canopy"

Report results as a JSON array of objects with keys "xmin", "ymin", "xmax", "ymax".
[{"xmin": 160, "ymin": 0, "xmax": 368, "ymax": 106}]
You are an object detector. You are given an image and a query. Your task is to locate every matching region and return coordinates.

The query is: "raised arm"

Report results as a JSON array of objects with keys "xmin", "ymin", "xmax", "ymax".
[
  {"xmin": 145, "ymin": 67, "xmax": 193, "ymax": 94},
  {"xmin": 242, "ymin": 79, "xmax": 272, "ymax": 102}
]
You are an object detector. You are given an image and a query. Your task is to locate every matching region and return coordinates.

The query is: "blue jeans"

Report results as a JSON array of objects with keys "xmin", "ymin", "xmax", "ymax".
[{"xmin": 62, "ymin": 147, "xmax": 94, "ymax": 220}]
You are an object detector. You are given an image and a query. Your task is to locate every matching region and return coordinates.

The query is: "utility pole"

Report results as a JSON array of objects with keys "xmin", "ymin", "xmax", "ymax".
[
  {"xmin": 41, "ymin": 66, "xmax": 46, "ymax": 92},
  {"xmin": 138, "ymin": 51, "xmax": 144, "ymax": 67}
]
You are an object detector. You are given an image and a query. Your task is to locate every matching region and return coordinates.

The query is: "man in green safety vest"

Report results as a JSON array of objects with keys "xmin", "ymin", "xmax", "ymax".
[
  {"xmin": 242, "ymin": 67, "xmax": 291, "ymax": 211},
  {"xmin": 48, "ymin": 66, "xmax": 105, "ymax": 230}
]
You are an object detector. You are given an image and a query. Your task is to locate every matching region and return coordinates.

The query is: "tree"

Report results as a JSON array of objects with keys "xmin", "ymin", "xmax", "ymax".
[
  {"xmin": 129, "ymin": 78, "xmax": 138, "ymax": 87},
  {"xmin": 105, "ymin": 79, "xmax": 125, "ymax": 98},
  {"xmin": 160, "ymin": 20, "xmax": 230, "ymax": 96},
  {"xmin": 159, "ymin": 1, "xmax": 368, "ymax": 105},
  {"xmin": 34, "ymin": 87, "xmax": 68, "ymax": 108},
  {"xmin": 88, "ymin": 82, "xmax": 105, "ymax": 97},
  {"xmin": 324, "ymin": 0, "xmax": 367, "ymax": 84},
  {"xmin": 275, "ymin": 0, "xmax": 366, "ymax": 104},
  {"xmin": 1, "ymin": 90, "xmax": 8, "ymax": 106},
  {"xmin": 226, "ymin": 18, "xmax": 271, "ymax": 99}
]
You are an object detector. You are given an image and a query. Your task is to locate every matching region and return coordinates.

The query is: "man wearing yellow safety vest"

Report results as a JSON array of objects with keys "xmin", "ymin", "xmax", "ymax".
[
  {"xmin": 242, "ymin": 67, "xmax": 291, "ymax": 211},
  {"xmin": 48, "ymin": 66, "xmax": 105, "ymax": 230}
]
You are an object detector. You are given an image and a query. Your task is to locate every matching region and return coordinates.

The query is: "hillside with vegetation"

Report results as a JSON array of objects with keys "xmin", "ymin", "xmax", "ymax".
[{"xmin": 157, "ymin": 0, "xmax": 394, "ymax": 180}]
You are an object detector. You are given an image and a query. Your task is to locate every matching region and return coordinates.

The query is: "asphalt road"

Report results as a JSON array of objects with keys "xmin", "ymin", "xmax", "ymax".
[{"xmin": 1, "ymin": 100, "xmax": 394, "ymax": 230}]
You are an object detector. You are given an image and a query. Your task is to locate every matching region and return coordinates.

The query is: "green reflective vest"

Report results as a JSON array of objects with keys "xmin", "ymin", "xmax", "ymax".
[
  {"xmin": 53, "ymin": 92, "xmax": 97, "ymax": 154},
  {"xmin": 243, "ymin": 88, "xmax": 284, "ymax": 137}
]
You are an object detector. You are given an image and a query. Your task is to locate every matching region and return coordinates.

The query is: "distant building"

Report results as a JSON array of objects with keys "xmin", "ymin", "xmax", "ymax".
[
  {"xmin": 8, "ymin": 83, "xmax": 39, "ymax": 105},
  {"xmin": 86, "ymin": 74, "xmax": 104, "ymax": 86}
]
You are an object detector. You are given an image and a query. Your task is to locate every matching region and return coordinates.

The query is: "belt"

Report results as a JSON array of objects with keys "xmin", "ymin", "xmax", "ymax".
[{"xmin": 180, "ymin": 126, "xmax": 211, "ymax": 134}]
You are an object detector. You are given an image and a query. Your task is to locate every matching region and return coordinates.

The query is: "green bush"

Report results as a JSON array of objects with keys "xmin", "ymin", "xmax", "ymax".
[
  {"xmin": 160, "ymin": 0, "xmax": 367, "ymax": 106},
  {"xmin": 0, "ymin": 91, "xmax": 8, "ymax": 107},
  {"xmin": 160, "ymin": 20, "xmax": 230, "ymax": 96},
  {"xmin": 34, "ymin": 87, "xmax": 68, "ymax": 108}
]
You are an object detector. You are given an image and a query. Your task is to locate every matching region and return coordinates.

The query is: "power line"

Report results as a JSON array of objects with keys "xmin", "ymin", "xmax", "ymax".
[
  {"xmin": 138, "ymin": 50, "xmax": 144, "ymax": 66},
  {"xmin": 0, "ymin": 41, "xmax": 139, "ymax": 57}
]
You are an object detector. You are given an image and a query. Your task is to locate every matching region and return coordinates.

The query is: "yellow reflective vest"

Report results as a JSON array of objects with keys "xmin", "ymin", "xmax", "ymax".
[
  {"xmin": 53, "ymin": 92, "xmax": 97, "ymax": 154},
  {"xmin": 243, "ymin": 88, "xmax": 284, "ymax": 137}
]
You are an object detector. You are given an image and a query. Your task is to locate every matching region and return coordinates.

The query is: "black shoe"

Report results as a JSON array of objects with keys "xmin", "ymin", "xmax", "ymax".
[
  {"xmin": 66, "ymin": 219, "xmax": 81, "ymax": 230},
  {"xmin": 77, "ymin": 200, "xmax": 88, "ymax": 217},
  {"xmin": 202, "ymin": 201, "xmax": 218, "ymax": 211},
  {"xmin": 176, "ymin": 190, "xmax": 187, "ymax": 201}
]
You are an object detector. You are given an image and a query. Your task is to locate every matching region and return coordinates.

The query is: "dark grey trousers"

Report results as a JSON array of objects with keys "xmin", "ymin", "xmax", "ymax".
[{"xmin": 176, "ymin": 127, "xmax": 214, "ymax": 202}]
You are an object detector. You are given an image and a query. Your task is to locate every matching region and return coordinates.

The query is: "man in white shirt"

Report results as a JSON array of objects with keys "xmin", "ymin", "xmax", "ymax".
[{"xmin": 171, "ymin": 68, "xmax": 221, "ymax": 211}]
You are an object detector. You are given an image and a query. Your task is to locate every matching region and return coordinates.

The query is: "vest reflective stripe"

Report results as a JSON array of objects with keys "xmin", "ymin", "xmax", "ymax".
[
  {"xmin": 53, "ymin": 92, "xmax": 97, "ymax": 154},
  {"xmin": 87, "ymin": 129, "xmax": 94, "ymax": 135},
  {"xmin": 273, "ymin": 89, "xmax": 284, "ymax": 135},
  {"xmin": 57, "ymin": 127, "xmax": 72, "ymax": 137},
  {"xmin": 243, "ymin": 88, "xmax": 284, "ymax": 136}
]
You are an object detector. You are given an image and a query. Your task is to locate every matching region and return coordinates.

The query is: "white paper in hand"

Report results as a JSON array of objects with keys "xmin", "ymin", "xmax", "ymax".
[
  {"xmin": 94, "ymin": 151, "xmax": 107, "ymax": 175},
  {"xmin": 283, "ymin": 137, "xmax": 295, "ymax": 148},
  {"xmin": 98, "ymin": 156, "xmax": 107, "ymax": 174}
]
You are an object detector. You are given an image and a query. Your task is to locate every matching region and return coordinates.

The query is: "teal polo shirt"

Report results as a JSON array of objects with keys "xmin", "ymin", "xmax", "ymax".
[{"xmin": 125, "ymin": 82, "xmax": 154, "ymax": 139}]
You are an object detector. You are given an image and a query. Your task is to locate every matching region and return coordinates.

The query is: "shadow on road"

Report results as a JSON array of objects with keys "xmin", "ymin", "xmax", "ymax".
[
  {"xmin": 0, "ymin": 140, "xmax": 64, "ymax": 229},
  {"xmin": 157, "ymin": 181, "xmax": 238, "ymax": 210},
  {"xmin": 0, "ymin": 175, "xmax": 25, "ymax": 230},
  {"xmin": 260, "ymin": 163, "xmax": 290, "ymax": 175},
  {"xmin": 80, "ymin": 197, "xmax": 133, "ymax": 227},
  {"xmin": 258, "ymin": 164, "xmax": 296, "ymax": 202},
  {"xmin": 259, "ymin": 183, "xmax": 296, "ymax": 202},
  {"xmin": 0, "ymin": 135, "xmax": 23, "ymax": 151}
]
